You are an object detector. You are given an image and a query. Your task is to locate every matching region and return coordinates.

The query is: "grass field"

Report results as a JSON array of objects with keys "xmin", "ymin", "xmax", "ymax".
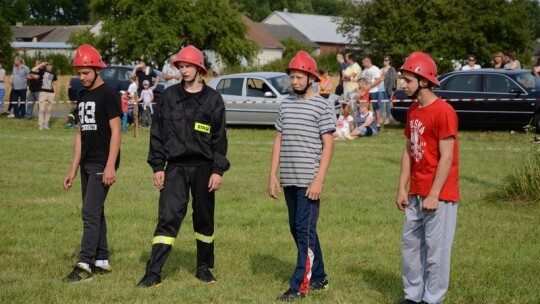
[{"xmin": 0, "ymin": 117, "xmax": 539, "ymax": 304}]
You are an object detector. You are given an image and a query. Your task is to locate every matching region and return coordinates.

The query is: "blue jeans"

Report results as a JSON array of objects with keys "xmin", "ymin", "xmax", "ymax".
[
  {"xmin": 121, "ymin": 113, "xmax": 128, "ymax": 132},
  {"xmin": 0, "ymin": 88, "xmax": 5, "ymax": 111},
  {"xmin": 11, "ymin": 89, "xmax": 27, "ymax": 118},
  {"xmin": 26, "ymin": 91, "xmax": 39, "ymax": 119},
  {"xmin": 378, "ymin": 91, "xmax": 392, "ymax": 119},
  {"xmin": 284, "ymin": 186, "xmax": 326, "ymax": 294}
]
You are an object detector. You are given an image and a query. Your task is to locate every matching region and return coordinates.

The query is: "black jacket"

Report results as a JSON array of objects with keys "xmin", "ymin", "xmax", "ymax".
[{"xmin": 147, "ymin": 82, "xmax": 230, "ymax": 175}]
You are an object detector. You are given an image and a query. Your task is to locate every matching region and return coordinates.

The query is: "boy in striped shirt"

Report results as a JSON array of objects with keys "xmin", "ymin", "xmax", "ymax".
[{"xmin": 268, "ymin": 51, "xmax": 336, "ymax": 302}]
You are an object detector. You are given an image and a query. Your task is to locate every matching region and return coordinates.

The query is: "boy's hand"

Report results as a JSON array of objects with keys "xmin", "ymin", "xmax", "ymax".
[
  {"xmin": 421, "ymin": 194, "xmax": 439, "ymax": 212},
  {"xmin": 153, "ymin": 171, "xmax": 165, "ymax": 190},
  {"xmin": 63, "ymin": 170, "xmax": 77, "ymax": 190},
  {"xmin": 306, "ymin": 179, "xmax": 323, "ymax": 200},
  {"xmin": 268, "ymin": 175, "xmax": 281, "ymax": 199},
  {"xmin": 208, "ymin": 173, "xmax": 222, "ymax": 192},
  {"xmin": 102, "ymin": 165, "xmax": 116, "ymax": 186},
  {"xmin": 395, "ymin": 189, "xmax": 409, "ymax": 211}
]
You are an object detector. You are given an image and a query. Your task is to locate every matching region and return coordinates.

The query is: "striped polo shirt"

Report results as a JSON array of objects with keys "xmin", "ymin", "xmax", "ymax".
[{"xmin": 275, "ymin": 94, "xmax": 336, "ymax": 187}]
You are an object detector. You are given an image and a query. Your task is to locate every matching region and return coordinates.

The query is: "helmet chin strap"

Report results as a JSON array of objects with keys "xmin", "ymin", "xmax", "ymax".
[
  {"xmin": 293, "ymin": 78, "xmax": 312, "ymax": 95},
  {"xmin": 408, "ymin": 76, "xmax": 429, "ymax": 99},
  {"xmin": 83, "ymin": 68, "xmax": 99, "ymax": 89}
]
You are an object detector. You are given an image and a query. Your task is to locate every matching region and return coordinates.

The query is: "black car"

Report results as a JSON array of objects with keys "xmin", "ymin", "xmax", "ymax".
[
  {"xmin": 391, "ymin": 69, "xmax": 540, "ymax": 132},
  {"xmin": 68, "ymin": 65, "xmax": 165, "ymax": 102}
]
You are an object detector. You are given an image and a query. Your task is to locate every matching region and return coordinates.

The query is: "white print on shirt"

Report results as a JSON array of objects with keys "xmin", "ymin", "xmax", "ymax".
[
  {"xmin": 409, "ymin": 118, "xmax": 425, "ymax": 162},
  {"xmin": 42, "ymin": 72, "xmax": 54, "ymax": 91},
  {"xmin": 79, "ymin": 101, "xmax": 97, "ymax": 131}
]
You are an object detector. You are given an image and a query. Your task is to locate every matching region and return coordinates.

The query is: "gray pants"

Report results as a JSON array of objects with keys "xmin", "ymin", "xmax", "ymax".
[{"xmin": 402, "ymin": 195, "xmax": 457, "ymax": 304}]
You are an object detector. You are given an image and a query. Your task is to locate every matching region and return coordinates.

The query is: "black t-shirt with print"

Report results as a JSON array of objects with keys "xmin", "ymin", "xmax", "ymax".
[
  {"xmin": 77, "ymin": 83, "xmax": 123, "ymax": 168},
  {"xmin": 39, "ymin": 70, "xmax": 58, "ymax": 93}
]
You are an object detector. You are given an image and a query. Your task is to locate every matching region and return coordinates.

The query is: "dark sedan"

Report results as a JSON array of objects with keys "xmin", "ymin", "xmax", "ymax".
[
  {"xmin": 391, "ymin": 69, "xmax": 540, "ymax": 132},
  {"xmin": 68, "ymin": 65, "xmax": 165, "ymax": 102}
]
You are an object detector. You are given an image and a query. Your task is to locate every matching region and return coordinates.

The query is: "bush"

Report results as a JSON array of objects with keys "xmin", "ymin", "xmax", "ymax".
[{"xmin": 490, "ymin": 148, "xmax": 540, "ymax": 203}]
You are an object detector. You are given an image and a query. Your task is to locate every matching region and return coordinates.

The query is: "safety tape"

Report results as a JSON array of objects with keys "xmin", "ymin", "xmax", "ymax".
[
  {"xmin": 0, "ymin": 100, "xmax": 158, "ymax": 104},
  {"xmin": 152, "ymin": 236, "xmax": 175, "ymax": 246},
  {"xmin": 390, "ymin": 98, "xmax": 540, "ymax": 103},
  {"xmin": 195, "ymin": 232, "xmax": 214, "ymax": 244}
]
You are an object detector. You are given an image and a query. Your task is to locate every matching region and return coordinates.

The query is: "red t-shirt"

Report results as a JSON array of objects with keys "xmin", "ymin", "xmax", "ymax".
[
  {"xmin": 404, "ymin": 98, "xmax": 460, "ymax": 202},
  {"xmin": 121, "ymin": 96, "xmax": 129, "ymax": 113}
]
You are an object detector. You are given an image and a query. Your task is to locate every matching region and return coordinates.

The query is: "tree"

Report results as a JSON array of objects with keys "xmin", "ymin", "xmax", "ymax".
[
  {"xmin": 338, "ymin": 0, "xmax": 540, "ymax": 72},
  {"xmin": 0, "ymin": 0, "xmax": 90, "ymax": 25},
  {"xmin": 69, "ymin": 0, "xmax": 259, "ymax": 70},
  {"xmin": 0, "ymin": 16, "xmax": 13, "ymax": 66}
]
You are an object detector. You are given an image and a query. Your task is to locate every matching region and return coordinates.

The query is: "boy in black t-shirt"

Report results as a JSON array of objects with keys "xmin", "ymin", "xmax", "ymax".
[{"xmin": 62, "ymin": 44, "xmax": 123, "ymax": 283}]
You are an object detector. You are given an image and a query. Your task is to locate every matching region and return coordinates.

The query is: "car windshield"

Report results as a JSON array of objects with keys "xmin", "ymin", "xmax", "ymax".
[
  {"xmin": 268, "ymin": 75, "xmax": 291, "ymax": 95},
  {"xmin": 515, "ymin": 72, "xmax": 539, "ymax": 94}
]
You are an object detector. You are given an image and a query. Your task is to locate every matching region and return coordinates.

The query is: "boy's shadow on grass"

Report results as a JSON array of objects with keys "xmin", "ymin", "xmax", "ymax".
[
  {"xmin": 139, "ymin": 248, "xmax": 197, "ymax": 279},
  {"xmin": 356, "ymin": 267, "xmax": 403, "ymax": 303},
  {"xmin": 249, "ymin": 253, "xmax": 293, "ymax": 282}
]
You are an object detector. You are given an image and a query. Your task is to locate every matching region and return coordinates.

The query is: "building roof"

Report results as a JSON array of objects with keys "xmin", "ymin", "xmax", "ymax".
[
  {"xmin": 242, "ymin": 16, "xmax": 283, "ymax": 50},
  {"xmin": 259, "ymin": 23, "xmax": 319, "ymax": 49},
  {"xmin": 262, "ymin": 11, "xmax": 349, "ymax": 45},
  {"xmin": 11, "ymin": 42, "xmax": 72, "ymax": 49},
  {"xmin": 11, "ymin": 25, "xmax": 90, "ymax": 43}
]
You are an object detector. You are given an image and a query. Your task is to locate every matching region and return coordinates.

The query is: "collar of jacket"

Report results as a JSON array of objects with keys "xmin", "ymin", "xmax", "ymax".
[{"xmin": 175, "ymin": 82, "xmax": 206, "ymax": 106}]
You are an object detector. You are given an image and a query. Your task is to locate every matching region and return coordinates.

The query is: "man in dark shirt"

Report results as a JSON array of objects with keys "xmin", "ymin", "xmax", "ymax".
[
  {"xmin": 25, "ymin": 60, "xmax": 42, "ymax": 119},
  {"xmin": 130, "ymin": 59, "xmax": 160, "ymax": 93},
  {"xmin": 62, "ymin": 44, "xmax": 122, "ymax": 283}
]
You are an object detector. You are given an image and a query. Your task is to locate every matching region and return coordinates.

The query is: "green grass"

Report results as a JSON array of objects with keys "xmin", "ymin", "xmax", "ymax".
[{"xmin": 1, "ymin": 117, "xmax": 539, "ymax": 304}]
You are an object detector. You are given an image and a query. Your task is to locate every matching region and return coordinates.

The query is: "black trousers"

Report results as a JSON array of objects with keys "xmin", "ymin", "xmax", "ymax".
[
  {"xmin": 145, "ymin": 164, "xmax": 215, "ymax": 276},
  {"xmin": 79, "ymin": 163, "xmax": 110, "ymax": 264}
]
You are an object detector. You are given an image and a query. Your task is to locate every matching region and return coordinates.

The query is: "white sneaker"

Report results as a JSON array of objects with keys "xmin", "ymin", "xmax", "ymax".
[
  {"xmin": 7, "ymin": 113, "xmax": 14, "ymax": 118},
  {"xmin": 39, "ymin": 124, "xmax": 44, "ymax": 130},
  {"xmin": 43, "ymin": 124, "xmax": 49, "ymax": 130},
  {"xmin": 344, "ymin": 133, "xmax": 354, "ymax": 140}
]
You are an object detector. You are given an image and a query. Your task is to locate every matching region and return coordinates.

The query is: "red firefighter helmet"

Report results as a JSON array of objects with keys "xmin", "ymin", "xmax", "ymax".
[
  {"xmin": 172, "ymin": 45, "xmax": 207, "ymax": 75},
  {"xmin": 285, "ymin": 50, "xmax": 320, "ymax": 82},
  {"xmin": 72, "ymin": 44, "xmax": 107, "ymax": 68},
  {"xmin": 399, "ymin": 51, "xmax": 440, "ymax": 87}
]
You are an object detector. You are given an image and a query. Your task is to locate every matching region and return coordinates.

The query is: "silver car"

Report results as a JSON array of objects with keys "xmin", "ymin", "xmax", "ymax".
[
  {"xmin": 208, "ymin": 72, "xmax": 340, "ymax": 125},
  {"xmin": 208, "ymin": 72, "xmax": 292, "ymax": 125}
]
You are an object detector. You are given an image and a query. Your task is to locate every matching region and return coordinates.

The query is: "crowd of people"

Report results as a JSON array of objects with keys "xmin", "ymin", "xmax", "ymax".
[
  {"xmin": 460, "ymin": 50, "xmax": 525, "ymax": 70},
  {"xmin": 0, "ymin": 56, "xmax": 58, "ymax": 130}
]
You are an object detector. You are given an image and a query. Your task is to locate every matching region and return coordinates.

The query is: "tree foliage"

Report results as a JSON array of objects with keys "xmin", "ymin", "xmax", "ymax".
[
  {"xmin": 338, "ymin": 0, "xmax": 540, "ymax": 72},
  {"xmin": 230, "ymin": 0, "xmax": 354, "ymax": 22},
  {"xmin": 0, "ymin": 15, "xmax": 13, "ymax": 66},
  {"xmin": 0, "ymin": 0, "xmax": 90, "ymax": 25},
  {"xmin": 69, "ymin": 0, "xmax": 260, "ymax": 70}
]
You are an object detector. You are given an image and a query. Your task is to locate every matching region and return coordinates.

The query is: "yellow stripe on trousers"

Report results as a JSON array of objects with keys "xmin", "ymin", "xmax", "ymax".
[
  {"xmin": 152, "ymin": 236, "xmax": 176, "ymax": 245},
  {"xmin": 195, "ymin": 232, "xmax": 214, "ymax": 243}
]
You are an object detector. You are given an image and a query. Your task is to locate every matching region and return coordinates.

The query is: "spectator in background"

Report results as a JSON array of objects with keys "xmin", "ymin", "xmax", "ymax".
[
  {"xmin": 334, "ymin": 53, "xmax": 348, "ymax": 96},
  {"xmin": 138, "ymin": 80, "xmax": 154, "ymax": 127},
  {"xmin": 492, "ymin": 52, "xmax": 505, "ymax": 69},
  {"xmin": 382, "ymin": 55, "xmax": 397, "ymax": 125},
  {"xmin": 131, "ymin": 59, "xmax": 160, "ymax": 94},
  {"xmin": 318, "ymin": 68, "xmax": 333, "ymax": 98},
  {"xmin": 26, "ymin": 60, "xmax": 42, "ymax": 119},
  {"xmin": 36, "ymin": 59, "xmax": 58, "ymax": 130},
  {"xmin": 461, "ymin": 54, "xmax": 481, "ymax": 70},
  {"xmin": 350, "ymin": 101, "xmax": 377, "ymax": 138},
  {"xmin": 532, "ymin": 57, "xmax": 540, "ymax": 78},
  {"xmin": 10, "ymin": 56, "xmax": 31, "ymax": 118},
  {"xmin": 162, "ymin": 54, "xmax": 181, "ymax": 89},
  {"xmin": 504, "ymin": 50, "xmax": 521, "ymax": 69},
  {"xmin": 361, "ymin": 56, "xmax": 383, "ymax": 130},
  {"xmin": 127, "ymin": 75, "xmax": 138, "ymax": 125},
  {"xmin": 0, "ymin": 61, "xmax": 5, "ymax": 114},
  {"xmin": 343, "ymin": 53, "xmax": 361, "ymax": 102}
]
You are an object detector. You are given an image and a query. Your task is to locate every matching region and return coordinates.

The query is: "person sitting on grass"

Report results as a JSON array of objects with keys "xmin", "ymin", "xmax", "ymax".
[
  {"xmin": 334, "ymin": 102, "xmax": 354, "ymax": 140},
  {"xmin": 350, "ymin": 101, "xmax": 378, "ymax": 138}
]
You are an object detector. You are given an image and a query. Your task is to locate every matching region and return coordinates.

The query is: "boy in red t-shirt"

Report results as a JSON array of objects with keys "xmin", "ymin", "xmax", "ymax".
[{"xmin": 394, "ymin": 51, "xmax": 459, "ymax": 304}]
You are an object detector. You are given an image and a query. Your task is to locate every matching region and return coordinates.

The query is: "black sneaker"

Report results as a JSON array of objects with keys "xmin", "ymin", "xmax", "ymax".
[
  {"xmin": 91, "ymin": 264, "xmax": 112, "ymax": 275},
  {"xmin": 276, "ymin": 289, "xmax": 305, "ymax": 302},
  {"xmin": 398, "ymin": 300, "xmax": 427, "ymax": 304},
  {"xmin": 136, "ymin": 273, "xmax": 162, "ymax": 288},
  {"xmin": 62, "ymin": 264, "xmax": 93, "ymax": 283},
  {"xmin": 309, "ymin": 277, "xmax": 329, "ymax": 290},
  {"xmin": 195, "ymin": 267, "xmax": 217, "ymax": 283}
]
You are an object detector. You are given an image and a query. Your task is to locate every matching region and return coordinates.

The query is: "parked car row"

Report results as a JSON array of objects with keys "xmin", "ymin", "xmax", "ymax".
[{"xmin": 391, "ymin": 69, "xmax": 540, "ymax": 132}]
